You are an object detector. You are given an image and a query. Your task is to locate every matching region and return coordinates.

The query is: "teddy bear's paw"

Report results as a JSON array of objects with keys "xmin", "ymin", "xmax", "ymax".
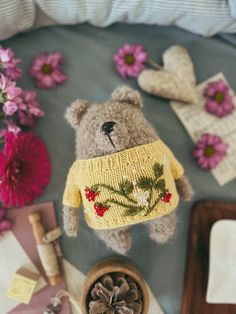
[
  {"xmin": 145, "ymin": 211, "xmax": 177, "ymax": 244},
  {"xmin": 176, "ymin": 174, "xmax": 194, "ymax": 202},
  {"xmin": 63, "ymin": 206, "xmax": 79, "ymax": 237},
  {"xmin": 95, "ymin": 226, "xmax": 132, "ymax": 255}
]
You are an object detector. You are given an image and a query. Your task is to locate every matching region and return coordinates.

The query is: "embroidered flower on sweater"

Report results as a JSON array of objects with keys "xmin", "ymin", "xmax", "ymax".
[
  {"xmin": 133, "ymin": 188, "xmax": 149, "ymax": 207},
  {"xmin": 85, "ymin": 162, "xmax": 170, "ymax": 218}
]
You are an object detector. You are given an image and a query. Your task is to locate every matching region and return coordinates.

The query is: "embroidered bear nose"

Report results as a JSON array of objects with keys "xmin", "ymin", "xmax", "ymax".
[{"xmin": 101, "ymin": 121, "xmax": 116, "ymax": 135}]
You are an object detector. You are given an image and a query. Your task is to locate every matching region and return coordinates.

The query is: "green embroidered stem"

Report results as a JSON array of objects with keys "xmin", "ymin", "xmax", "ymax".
[
  {"xmin": 93, "ymin": 183, "xmax": 136, "ymax": 204},
  {"xmin": 107, "ymin": 199, "xmax": 145, "ymax": 216}
]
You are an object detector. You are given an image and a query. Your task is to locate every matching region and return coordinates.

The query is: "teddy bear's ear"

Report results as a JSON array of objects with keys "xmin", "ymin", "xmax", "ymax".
[
  {"xmin": 111, "ymin": 85, "xmax": 143, "ymax": 108},
  {"xmin": 65, "ymin": 100, "xmax": 90, "ymax": 129}
]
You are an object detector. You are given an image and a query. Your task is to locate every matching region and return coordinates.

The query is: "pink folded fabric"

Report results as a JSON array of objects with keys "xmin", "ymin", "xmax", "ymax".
[{"xmin": 7, "ymin": 201, "xmax": 70, "ymax": 314}]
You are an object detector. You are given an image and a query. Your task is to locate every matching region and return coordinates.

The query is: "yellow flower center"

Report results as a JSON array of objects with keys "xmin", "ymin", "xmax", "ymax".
[
  {"xmin": 204, "ymin": 145, "xmax": 215, "ymax": 157},
  {"xmin": 41, "ymin": 64, "xmax": 53, "ymax": 75},
  {"xmin": 125, "ymin": 54, "xmax": 135, "ymax": 65},
  {"xmin": 214, "ymin": 92, "xmax": 224, "ymax": 103}
]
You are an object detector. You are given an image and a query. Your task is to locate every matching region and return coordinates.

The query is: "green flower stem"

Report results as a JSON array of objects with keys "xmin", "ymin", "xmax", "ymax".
[
  {"xmin": 108, "ymin": 199, "xmax": 145, "ymax": 216},
  {"xmin": 94, "ymin": 183, "xmax": 137, "ymax": 204}
]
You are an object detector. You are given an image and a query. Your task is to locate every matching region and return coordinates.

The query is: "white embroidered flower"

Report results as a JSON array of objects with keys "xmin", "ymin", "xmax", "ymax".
[{"xmin": 133, "ymin": 188, "xmax": 149, "ymax": 207}]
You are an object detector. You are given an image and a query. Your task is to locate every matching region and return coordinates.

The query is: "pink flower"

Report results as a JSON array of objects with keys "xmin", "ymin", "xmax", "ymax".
[
  {"xmin": 17, "ymin": 90, "xmax": 44, "ymax": 127},
  {"xmin": 204, "ymin": 80, "xmax": 234, "ymax": 118},
  {"xmin": 113, "ymin": 44, "xmax": 147, "ymax": 78},
  {"xmin": 0, "ymin": 73, "xmax": 22, "ymax": 116},
  {"xmin": 0, "ymin": 121, "xmax": 21, "ymax": 142},
  {"xmin": 0, "ymin": 46, "xmax": 22, "ymax": 80},
  {"xmin": 6, "ymin": 120, "xmax": 21, "ymax": 136},
  {"xmin": 193, "ymin": 133, "xmax": 228, "ymax": 170},
  {"xmin": 29, "ymin": 52, "xmax": 67, "ymax": 89},
  {"xmin": 0, "ymin": 131, "xmax": 51, "ymax": 208}
]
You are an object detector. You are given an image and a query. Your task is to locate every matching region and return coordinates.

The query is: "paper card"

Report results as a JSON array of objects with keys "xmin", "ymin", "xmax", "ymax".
[
  {"xmin": 0, "ymin": 231, "xmax": 47, "ymax": 313},
  {"xmin": 171, "ymin": 73, "xmax": 236, "ymax": 186},
  {"xmin": 206, "ymin": 220, "xmax": 236, "ymax": 304}
]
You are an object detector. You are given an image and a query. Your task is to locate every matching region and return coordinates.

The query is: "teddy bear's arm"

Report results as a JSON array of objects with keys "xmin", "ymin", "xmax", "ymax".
[
  {"xmin": 175, "ymin": 174, "xmax": 194, "ymax": 202},
  {"xmin": 63, "ymin": 205, "xmax": 79, "ymax": 237},
  {"xmin": 62, "ymin": 165, "xmax": 81, "ymax": 237},
  {"xmin": 160, "ymin": 140, "xmax": 194, "ymax": 201}
]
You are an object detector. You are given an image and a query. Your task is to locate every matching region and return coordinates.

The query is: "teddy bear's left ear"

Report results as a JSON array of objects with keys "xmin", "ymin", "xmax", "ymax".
[{"xmin": 111, "ymin": 85, "xmax": 143, "ymax": 108}]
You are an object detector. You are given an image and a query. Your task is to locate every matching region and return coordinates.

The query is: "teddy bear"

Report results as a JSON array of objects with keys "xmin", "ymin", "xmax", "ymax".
[{"xmin": 62, "ymin": 86, "xmax": 193, "ymax": 255}]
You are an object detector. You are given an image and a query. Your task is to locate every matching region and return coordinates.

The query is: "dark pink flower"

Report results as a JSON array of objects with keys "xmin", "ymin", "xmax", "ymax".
[
  {"xmin": 29, "ymin": 52, "xmax": 67, "ymax": 89},
  {"xmin": 17, "ymin": 90, "xmax": 44, "ymax": 127},
  {"xmin": 113, "ymin": 43, "xmax": 147, "ymax": 78},
  {"xmin": 0, "ymin": 131, "xmax": 51, "ymax": 208},
  {"xmin": 0, "ymin": 46, "xmax": 22, "ymax": 80},
  {"xmin": 204, "ymin": 80, "xmax": 234, "ymax": 118},
  {"xmin": 0, "ymin": 73, "xmax": 22, "ymax": 116},
  {"xmin": 193, "ymin": 133, "xmax": 228, "ymax": 170}
]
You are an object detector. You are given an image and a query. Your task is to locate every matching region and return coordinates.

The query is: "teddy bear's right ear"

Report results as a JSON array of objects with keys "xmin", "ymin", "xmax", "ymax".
[
  {"xmin": 111, "ymin": 85, "xmax": 143, "ymax": 108},
  {"xmin": 65, "ymin": 100, "xmax": 90, "ymax": 129}
]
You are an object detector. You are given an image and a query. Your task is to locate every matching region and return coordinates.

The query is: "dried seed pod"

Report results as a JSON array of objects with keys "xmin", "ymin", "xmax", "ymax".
[{"xmin": 89, "ymin": 273, "xmax": 143, "ymax": 314}]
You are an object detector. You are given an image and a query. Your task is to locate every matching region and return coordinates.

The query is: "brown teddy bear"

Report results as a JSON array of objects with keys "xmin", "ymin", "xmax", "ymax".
[{"xmin": 62, "ymin": 86, "xmax": 193, "ymax": 255}]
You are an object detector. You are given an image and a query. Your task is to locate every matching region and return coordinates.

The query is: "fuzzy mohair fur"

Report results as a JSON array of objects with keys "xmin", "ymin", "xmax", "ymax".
[{"xmin": 63, "ymin": 85, "xmax": 193, "ymax": 254}]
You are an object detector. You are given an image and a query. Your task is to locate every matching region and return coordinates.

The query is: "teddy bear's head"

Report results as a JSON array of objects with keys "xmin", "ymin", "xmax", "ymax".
[{"xmin": 65, "ymin": 86, "xmax": 158, "ymax": 159}]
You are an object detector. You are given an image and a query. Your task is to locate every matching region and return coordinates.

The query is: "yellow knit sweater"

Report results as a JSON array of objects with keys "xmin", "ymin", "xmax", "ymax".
[{"xmin": 63, "ymin": 140, "xmax": 184, "ymax": 229}]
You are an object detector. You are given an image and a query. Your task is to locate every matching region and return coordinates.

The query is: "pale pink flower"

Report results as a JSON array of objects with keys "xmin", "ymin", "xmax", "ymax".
[
  {"xmin": 113, "ymin": 43, "xmax": 148, "ymax": 78},
  {"xmin": 0, "ymin": 46, "xmax": 22, "ymax": 80},
  {"xmin": 6, "ymin": 120, "xmax": 21, "ymax": 136},
  {"xmin": 204, "ymin": 80, "xmax": 234, "ymax": 118},
  {"xmin": 17, "ymin": 90, "xmax": 44, "ymax": 127},
  {"xmin": 29, "ymin": 52, "xmax": 67, "ymax": 89},
  {"xmin": 193, "ymin": 133, "xmax": 228, "ymax": 170},
  {"xmin": 0, "ymin": 73, "xmax": 22, "ymax": 116}
]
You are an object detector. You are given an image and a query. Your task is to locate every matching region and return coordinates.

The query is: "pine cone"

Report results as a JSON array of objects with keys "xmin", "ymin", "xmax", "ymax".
[{"xmin": 89, "ymin": 273, "xmax": 143, "ymax": 314}]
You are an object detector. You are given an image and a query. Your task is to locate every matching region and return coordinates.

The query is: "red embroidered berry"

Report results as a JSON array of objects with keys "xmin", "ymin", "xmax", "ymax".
[
  {"xmin": 85, "ymin": 187, "xmax": 99, "ymax": 202},
  {"xmin": 94, "ymin": 203, "xmax": 109, "ymax": 217},
  {"xmin": 161, "ymin": 192, "xmax": 172, "ymax": 203}
]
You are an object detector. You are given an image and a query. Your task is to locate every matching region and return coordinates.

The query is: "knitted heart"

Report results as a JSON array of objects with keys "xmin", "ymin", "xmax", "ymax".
[{"xmin": 138, "ymin": 45, "xmax": 198, "ymax": 104}]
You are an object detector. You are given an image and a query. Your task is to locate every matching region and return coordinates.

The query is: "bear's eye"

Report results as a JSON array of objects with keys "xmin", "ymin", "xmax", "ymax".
[{"xmin": 101, "ymin": 121, "xmax": 116, "ymax": 135}]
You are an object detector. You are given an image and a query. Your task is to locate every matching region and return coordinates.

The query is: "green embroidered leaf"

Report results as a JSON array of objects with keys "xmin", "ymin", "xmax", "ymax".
[
  {"xmin": 154, "ymin": 179, "xmax": 166, "ymax": 191},
  {"xmin": 119, "ymin": 180, "xmax": 133, "ymax": 195},
  {"xmin": 91, "ymin": 184, "xmax": 99, "ymax": 192},
  {"xmin": 153, "ymin": 163, "xmax": 164, "ymax": 178},
  {"xmin": 137, "ymin": 177, "xmax": 154, "ymax": 190},
  {"xmin": 123, "ymin": 206, "xmax": 145, "ymax": 216}
]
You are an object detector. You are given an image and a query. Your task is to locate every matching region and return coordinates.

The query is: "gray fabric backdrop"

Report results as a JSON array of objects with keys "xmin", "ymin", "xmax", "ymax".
[{"xmin": 2, "ymin": 24, "xmax": 236, "ymax": 314}]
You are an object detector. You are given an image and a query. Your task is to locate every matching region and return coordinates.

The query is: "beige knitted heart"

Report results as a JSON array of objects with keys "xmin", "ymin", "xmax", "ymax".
[{"xmin": 138, "ymin": 45, "xmax": 198, "ymax": 104}]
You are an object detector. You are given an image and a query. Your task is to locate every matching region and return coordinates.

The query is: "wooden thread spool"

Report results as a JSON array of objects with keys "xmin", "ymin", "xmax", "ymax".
[{"xmin": 29, "ymin": 212, "xmax": 61, "ymax": 286}]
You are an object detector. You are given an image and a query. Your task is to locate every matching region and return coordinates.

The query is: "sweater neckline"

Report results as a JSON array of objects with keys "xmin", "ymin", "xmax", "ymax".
[{"xmin": 74, "ymin": 140, "xmax": 162, "ymax": 168}]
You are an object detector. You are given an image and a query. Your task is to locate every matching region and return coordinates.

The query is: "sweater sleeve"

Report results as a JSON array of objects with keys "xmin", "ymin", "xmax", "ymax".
[
  {"xmin": 161, "ymin": 141, "xmax": 184, "ymax": 180},
  {"xmin": 63, "ymin": 163, "xmax": 81, "ymax": 208}
]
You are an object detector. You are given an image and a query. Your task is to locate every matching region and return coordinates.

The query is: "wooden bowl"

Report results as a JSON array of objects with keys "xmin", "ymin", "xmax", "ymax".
[{"xmin": 81, "ymin": 257, "xmax": 149, "ymax": 314}]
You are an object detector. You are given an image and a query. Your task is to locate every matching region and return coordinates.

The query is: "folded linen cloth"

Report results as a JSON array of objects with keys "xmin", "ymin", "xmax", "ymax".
[
  {"xmin": 207, "ymin": 220, "xmax": 236, "ymax": 304},
  {"xmin": 1, "ymin": 0, "xmax": 236, "ymax": 40}
]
